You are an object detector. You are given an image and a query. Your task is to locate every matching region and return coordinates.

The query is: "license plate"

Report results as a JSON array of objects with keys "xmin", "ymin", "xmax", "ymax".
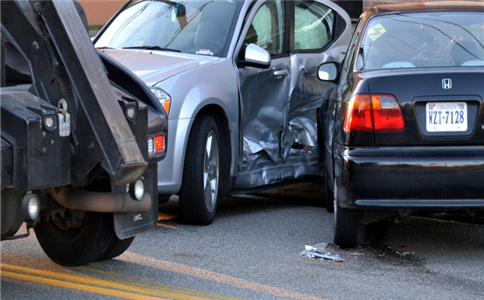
[{"xmin": 426, "ymin": 102, "xmax": 467, "ymax": 132}]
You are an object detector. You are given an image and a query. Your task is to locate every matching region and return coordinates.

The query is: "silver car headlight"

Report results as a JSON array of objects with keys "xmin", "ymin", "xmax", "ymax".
[{"xmin": 150, "ymin": 87, "xmax": 171, "ymax": 115}]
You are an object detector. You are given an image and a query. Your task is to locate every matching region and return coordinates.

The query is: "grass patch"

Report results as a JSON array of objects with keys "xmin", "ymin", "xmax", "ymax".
[{"xmin": 88, "ymin": 25, "xmax": 104, "ymax": 31}]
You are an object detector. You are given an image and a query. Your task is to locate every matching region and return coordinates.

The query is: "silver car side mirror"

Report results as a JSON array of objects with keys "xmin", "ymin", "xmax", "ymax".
[{"xmin": 244, "ymin": 44, "xmax": 271, "ymax": 69}]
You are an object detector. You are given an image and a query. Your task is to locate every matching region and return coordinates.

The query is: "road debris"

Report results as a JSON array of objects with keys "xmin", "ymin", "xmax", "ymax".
[{"xmin": 299, "ymin": 243, "xmax": 344, "ymax": 262}]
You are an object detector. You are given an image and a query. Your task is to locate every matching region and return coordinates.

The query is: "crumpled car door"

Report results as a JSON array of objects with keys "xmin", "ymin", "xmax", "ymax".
[{"xmin": 235, "ymin": 0, "xmax": 350, "ymax": 188}]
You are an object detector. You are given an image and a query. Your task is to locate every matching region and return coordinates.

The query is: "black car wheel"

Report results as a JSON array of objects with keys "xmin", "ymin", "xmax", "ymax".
[
  {"xmin": 179, "ymin": 114, "xmax": 220, "ymax": 225},
  {"xmin": 34, "ymin": 209, "xmax": 115, "ymax": 266},
  {"xmin": 325, "ymin": 168, "xmax": 334, "ymax": 213},
  {"xmin": 333, "ymin": 180, "xmax": 358, "ymax": 248}
]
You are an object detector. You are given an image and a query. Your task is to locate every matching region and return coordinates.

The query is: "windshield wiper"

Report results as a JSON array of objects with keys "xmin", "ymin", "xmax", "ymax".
[
  {"xmin": 122, "ymin": 46, "xmax": 181, "ymax": 52},
  {"xmin": 96, "ymin": 46, "xmax": 115, "ymax": 49}
]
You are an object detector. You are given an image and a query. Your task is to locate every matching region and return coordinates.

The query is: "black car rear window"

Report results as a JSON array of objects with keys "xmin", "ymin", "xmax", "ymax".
[{"xmin": 359, "ymin": 11, "xmax": 484, "ymax": 70}]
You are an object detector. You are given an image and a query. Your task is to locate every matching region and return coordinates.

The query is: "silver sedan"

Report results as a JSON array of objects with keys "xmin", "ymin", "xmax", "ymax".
[{"xmin": 94, "ymin": 0, "xmax": 351, "ymax": 225}]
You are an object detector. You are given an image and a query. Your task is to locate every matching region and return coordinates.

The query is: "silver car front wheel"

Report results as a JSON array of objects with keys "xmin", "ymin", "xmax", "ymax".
[
  {"xmin": 203, "ymin": 130, "xmax": 219, "ymax": 213},
  {"xmin": 180, "ymin": 114, "xmax": 220, "ymax": 225}
]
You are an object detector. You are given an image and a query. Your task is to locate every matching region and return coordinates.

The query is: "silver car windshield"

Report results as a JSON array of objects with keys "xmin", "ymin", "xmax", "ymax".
[
  {"xmin": 95, "ymin": 0, "xmax": 242, "ymax": 57},
  {"xmin": 358, "ymin": 12, "xmax": 484, "ymax": 70}
]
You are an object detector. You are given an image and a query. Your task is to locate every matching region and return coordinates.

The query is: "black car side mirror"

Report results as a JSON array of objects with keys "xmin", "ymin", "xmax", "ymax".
[{"xmin": 317, "ymin": 62, "xmax": 339, "ymax": 82}]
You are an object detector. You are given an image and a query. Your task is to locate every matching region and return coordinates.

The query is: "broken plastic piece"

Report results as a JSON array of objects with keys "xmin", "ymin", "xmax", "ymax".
[{"xmin": 299, "ymin": 243, "xmax": 344, "ymax": 262}]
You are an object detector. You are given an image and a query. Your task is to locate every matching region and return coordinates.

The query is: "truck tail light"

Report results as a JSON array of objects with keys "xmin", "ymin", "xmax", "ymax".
[
  {"xmin": 155, "ymin": 135, "xmax": 164, "ymax": 152},
  {"xmin": 344, "ymin": 94, "xmax": 404, "ymax": 132},
  {"xmin": 148, "ymin": 133, "xmax": 165, "ymax": 157}
]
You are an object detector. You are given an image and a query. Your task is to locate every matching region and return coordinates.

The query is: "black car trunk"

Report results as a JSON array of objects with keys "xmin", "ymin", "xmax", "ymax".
[{"xmin": 366, "ymin": 69, "xmax": 484, "ymax": 146}]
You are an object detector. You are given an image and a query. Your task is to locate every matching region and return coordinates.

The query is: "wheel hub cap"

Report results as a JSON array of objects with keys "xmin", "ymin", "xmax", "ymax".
[{"xmin": 203, "ymin": 131, "xmax": 219, "ymax": 212}]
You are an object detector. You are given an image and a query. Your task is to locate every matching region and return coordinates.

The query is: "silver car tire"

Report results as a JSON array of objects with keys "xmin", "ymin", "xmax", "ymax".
[{"xmin": 179, "ymin": 114, "xmax": 220, "ymax": 225}]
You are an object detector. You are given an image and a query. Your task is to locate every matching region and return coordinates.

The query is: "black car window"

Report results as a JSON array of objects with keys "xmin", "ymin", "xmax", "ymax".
[{"xmin": 360, "ymin": 12, "xmax": 484, "ymax": 70}]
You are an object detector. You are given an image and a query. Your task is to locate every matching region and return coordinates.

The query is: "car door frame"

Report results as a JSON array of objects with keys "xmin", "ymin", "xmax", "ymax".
[
  {"xmin": 232, "ymin": 0, "xmax": 351, "ymax": 190},
  {"xmin": 232, "ymin": 0, "xmax": 293, "ymax": 189}
]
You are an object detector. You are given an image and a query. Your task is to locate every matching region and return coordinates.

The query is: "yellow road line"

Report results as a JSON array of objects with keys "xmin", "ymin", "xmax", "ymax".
[
  {"xmin": 1, "ymin": 270, "xmax": 167, "ymax": 300},
  {"xmin": 2, "ymin": 254, "xmax": 325, "ymax": 300},
  {"xmin": 157, "ymin": 212, "xmax": 180, "ymax": 229},
  {"xmin": 124, "ymin": 253, "xmax": 326, "ymax": 300},
  {"xmin": 158, "ymin": 213, "xmax": 179, "ymax": 221},
  {"xmin": 157, "ymin": 223, "xmax": 180, "ymax": 230},
  {"xmin": 1, "ymin": 264, "xmax": 218, "ymax": 300},
  {"xmin": 75, "ymin": 267, "xmax": 244, "ymax": 300}
]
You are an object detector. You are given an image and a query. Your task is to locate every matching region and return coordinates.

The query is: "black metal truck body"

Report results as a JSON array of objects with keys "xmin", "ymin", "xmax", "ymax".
[{"xmin": 1, "ymin": 0, "xmax": 167, "ymax": 265}]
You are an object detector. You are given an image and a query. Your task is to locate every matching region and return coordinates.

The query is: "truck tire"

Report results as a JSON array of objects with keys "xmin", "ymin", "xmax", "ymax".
[
  {"xmin": 333, "ymin": 180, "xmax": 358, "ymax": 248},
  {"xmin": 34, "ymin": 211, "xmax": 115, "ymax": 266},
  {"xmin": 98, "ymin": 236, "xmax": 134, "ymax": 261},
  {"xmin": 179, "ymin": 114, "xmax": 220, "ymax": 225}
]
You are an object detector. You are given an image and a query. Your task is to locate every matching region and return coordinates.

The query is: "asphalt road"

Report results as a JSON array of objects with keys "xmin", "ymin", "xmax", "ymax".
[{"xmin": 2, "ymin": 183, "xmax": 484, "ymax": 299}]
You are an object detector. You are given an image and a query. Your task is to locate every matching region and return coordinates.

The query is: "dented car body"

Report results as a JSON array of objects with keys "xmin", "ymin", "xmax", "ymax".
[{"xmin": 95, "ymin": 0, "xmax": 351, "ymax": 224}]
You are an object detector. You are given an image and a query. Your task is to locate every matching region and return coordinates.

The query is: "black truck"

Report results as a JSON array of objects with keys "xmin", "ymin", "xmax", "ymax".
[{"xmin": 1, "ymin": 0, "xmax": 168, "ymax": 266}]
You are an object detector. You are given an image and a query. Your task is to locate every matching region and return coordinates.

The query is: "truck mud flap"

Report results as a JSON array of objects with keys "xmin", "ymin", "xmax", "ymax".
[{"xmin": 113, "ymin": 163, "xmax": 159, "ymax": 239}]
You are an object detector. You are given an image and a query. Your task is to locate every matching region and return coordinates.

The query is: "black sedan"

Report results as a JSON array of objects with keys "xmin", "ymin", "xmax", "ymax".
[{"xmin": 318, "ymin": 2, "xmax": 484, "ymax": 248}]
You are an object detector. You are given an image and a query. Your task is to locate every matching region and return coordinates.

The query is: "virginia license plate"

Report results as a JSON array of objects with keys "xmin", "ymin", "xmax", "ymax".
[{"xmin": 426, "ymin": 102, "xmax": 467, "ymax": 132}]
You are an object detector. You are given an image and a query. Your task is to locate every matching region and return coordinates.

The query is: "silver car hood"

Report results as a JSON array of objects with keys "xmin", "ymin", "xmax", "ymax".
[{"xmin": 101, "ymin": 49, "xmax": 219, "ymax": 86}]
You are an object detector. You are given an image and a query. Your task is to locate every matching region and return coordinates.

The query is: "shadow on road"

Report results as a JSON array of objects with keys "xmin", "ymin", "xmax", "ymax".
[{"xmin": 158, "ymin": 182, "xmax": 326, "ymax": 223}]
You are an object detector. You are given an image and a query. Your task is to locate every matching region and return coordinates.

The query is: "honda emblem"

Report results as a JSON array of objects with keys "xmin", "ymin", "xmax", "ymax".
[{"xmin": 442, "ymin": 78, "xmax": 452, "ymax": 90}]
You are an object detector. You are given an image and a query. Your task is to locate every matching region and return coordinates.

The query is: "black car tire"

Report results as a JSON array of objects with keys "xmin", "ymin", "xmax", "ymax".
[
  {"xmin": 179, "ymin": 114, "xmax": 220, "ymax": 225},
  {"xmin": 333, "ymin": 180, "xmax": 358, "ymax": 248},
  {"xmin": 34, "ymin": 211, "xmax": 115, "ymax": 266},
  {"xmin": 325, "ymin": 168, "xmax": 334, "ymax": 213},
  {"xmin": 97, "ymin": 236, "xmax": 134, "ymax": 261}
]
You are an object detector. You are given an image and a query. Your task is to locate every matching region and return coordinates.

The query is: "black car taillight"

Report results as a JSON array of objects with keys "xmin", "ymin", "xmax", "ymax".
[{"xmin": 344, "ymin": 94, "xmax": 404, "ymax": 132}]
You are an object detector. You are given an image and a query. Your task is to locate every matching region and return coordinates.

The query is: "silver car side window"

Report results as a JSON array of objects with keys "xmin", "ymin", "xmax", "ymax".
[
  {"xmin": 245, "ymin": 0, "xmax": 285, "ymax": 56},
  {"xmin": 294, "ymin": 1, "xmax": 335, "ymax": 50}
]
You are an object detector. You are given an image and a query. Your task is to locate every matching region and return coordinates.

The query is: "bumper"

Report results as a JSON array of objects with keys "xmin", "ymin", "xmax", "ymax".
[
  {"xmin": 334, "ymin": 144, "xmax": 484, "ymax": 210},
  {"xmin": 156, "ymin": 118, "xmax": 190, "ymax": 195}
]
